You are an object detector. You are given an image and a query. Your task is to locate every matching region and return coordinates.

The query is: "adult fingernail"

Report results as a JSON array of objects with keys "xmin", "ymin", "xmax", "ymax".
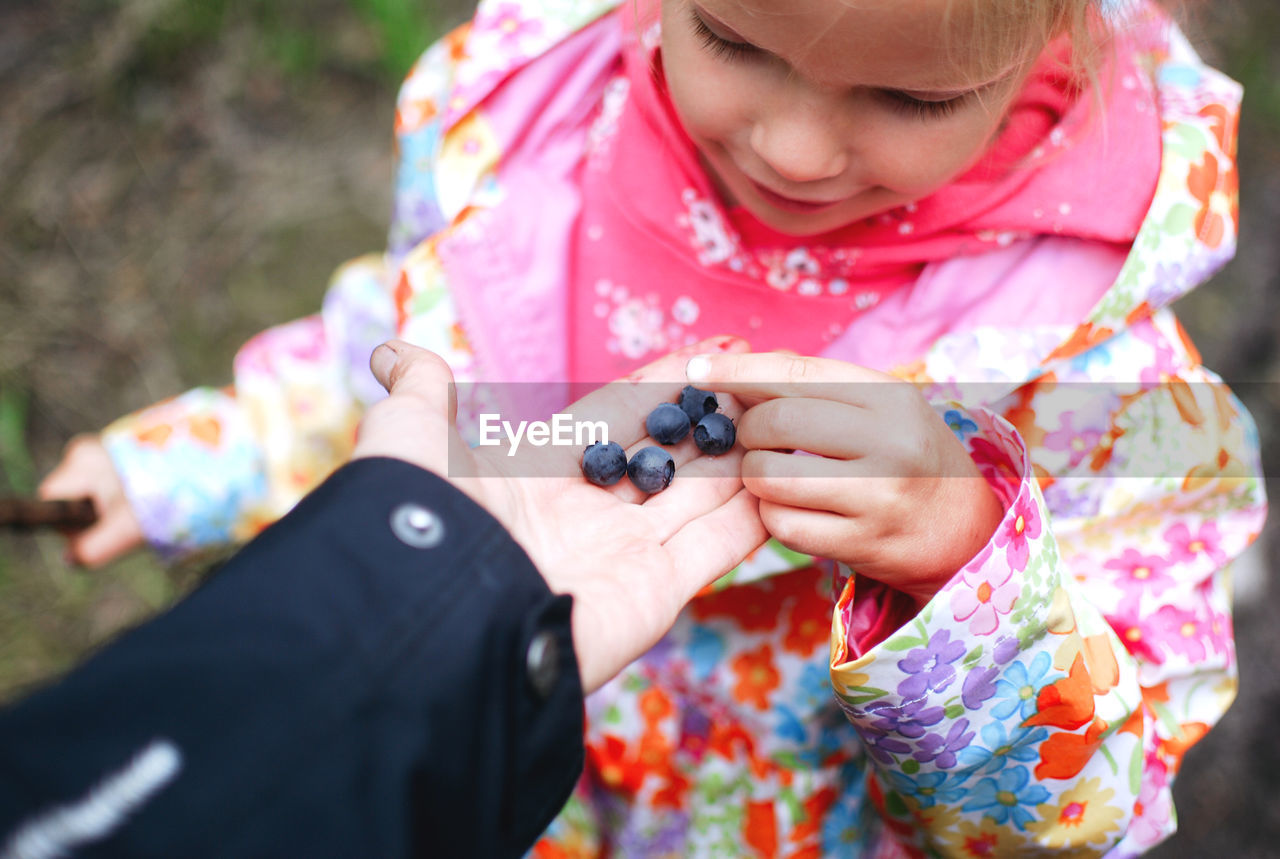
[
  {"xmin": 686, "ymin": 355, "xmax": 712, "ymax": 381},
  {"xmin": 370, "ymin": 343, "xmax": 399, "ymax": 389}
]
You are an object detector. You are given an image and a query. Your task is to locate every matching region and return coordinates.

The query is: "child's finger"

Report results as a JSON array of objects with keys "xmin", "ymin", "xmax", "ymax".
[
  {"xmin": 533, "ymin": 337, "xmax": 750, "ymax": 475},
  {"xmin": 756, "ymin": 499, "xmax": 859, "ymax": 561},
  {"xmin": 685, "ymin": 351, "xmax": 899, "ymax": 406},
  {"xmin": 66, "ymin": 515, "xmax": 144, "ymax": 568},
  {"xmin": 736, "ymin": 397, "xmax": 872, "ymax": 459},
  {"xmin": 740, "ymin": 450, "xmax": 864, "ymax": 516},
  {"xmin": 662, "ymin": 489, "xmax": 767, "ymax": 601}
]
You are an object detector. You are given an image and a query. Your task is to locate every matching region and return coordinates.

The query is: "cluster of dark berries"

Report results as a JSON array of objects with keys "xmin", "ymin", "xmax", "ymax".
[{"xmin": 581, "ymin": 385, "xmax": 737, "ymax": 494}]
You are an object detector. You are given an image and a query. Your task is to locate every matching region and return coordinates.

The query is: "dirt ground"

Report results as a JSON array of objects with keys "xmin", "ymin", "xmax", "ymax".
[{"xmin": 1, "ymin": 0, "xmax": 1277, "ymax": 854}]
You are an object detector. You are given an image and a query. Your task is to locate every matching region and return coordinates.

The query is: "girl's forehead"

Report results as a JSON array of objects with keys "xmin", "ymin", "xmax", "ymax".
[{"xmin": 695, "ymin": 0, "xmax": 1019, "ymax": 90}]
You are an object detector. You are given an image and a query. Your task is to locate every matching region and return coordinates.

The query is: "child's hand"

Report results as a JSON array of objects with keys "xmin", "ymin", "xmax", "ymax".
[
  {"xmin": 38, "ymin": 435, "xmax": 145, "ymax": 567},
  {"xmin": 686, "ymin": 352, "xmax": 1004, "ymax": 606}
]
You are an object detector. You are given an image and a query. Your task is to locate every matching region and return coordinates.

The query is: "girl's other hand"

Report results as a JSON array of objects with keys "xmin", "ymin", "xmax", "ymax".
[
  {"xmin": 38, "ymin": 435, "xmax": 144, "ymax": 567},
  {"xmin": 687, "ymin": 351, "xmax": 1004, "ymax": 607}
]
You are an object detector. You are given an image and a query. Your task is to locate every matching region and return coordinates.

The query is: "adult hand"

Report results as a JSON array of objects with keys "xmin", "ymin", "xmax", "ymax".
[
  {"xmin": 684, "ymin": 351, "xmax": 1003, "ymax": 607},
  {"xmin": 37, "ymin": 435, "xmax": 144, "ymax": 567},
  {"xmin": 354, "ymin": 338, "xmax": 768, "ymax": 694}
]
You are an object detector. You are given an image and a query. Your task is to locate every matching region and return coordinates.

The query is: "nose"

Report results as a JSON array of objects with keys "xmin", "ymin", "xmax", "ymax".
[{"xmin": 749, "ymin": 98, "xmax": 849, "ymax": 184}]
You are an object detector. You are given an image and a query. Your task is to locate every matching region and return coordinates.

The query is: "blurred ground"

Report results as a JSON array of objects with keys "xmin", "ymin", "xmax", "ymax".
[{"xmin": 0, "ymin": 0, "xmax": 1277, "ymax": 854}]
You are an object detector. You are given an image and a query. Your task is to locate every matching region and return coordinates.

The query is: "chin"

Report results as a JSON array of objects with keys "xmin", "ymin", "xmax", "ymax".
[{"xmin": 745, "ymin": 203, "xmax": 871, "ymax": 238}]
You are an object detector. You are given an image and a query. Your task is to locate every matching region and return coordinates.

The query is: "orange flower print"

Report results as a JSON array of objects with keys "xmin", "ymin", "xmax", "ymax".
[
  {"xmin": 135, "ymin": 423, "xmax": 174, "ymax": 447},
  {"xmin": 650, "ymin": 764, "xmax": 691, "ymax": 812},
  {"xmin": 639, "ymin": 687, "xmax": 674, "ymax": 729},
  {"xmin": 1199, "ymin": 102, "xmax": 1238, "ymax": 156},
  {"xmin": 744, "ymin": 799, "xmax": 778, "ymax": 857},
  {"xmin": 783, "ymin": 590, "xmax": 831, "ymax": 656},
  {"xmin": 1034, "ymin": 715, "xmax": 1108, "ymax": 780},
  {"xmin": 732, "ymin": 644, "xmax": 782, "ymax": 710},
  {"xmin": 449, "ymin": 322, "xmax": 471, "ymax": 354},
  {"xmin": 187, "ymin": 415, "xmax": 222, "ymax": 448},
  {"xmin": 1024, "ymin": 652, "xmax": 1095, "ymax": 731},
  {"xmin": 1045, "ymin": 322, "xmax": 1114, "ymax": 364},
  {"xmin": 1187, "ymin": 152, "xmax": 1229, "ymax": 249},
  {"xmin": 587, "ymin": 735, "xmax": 646, "ymax": 795},
  {"xmin": 1157, "ymin": 721, "xmax": 1210, "ymax": 774},
  {"xmin": 789, "ymin": 787, "xmax": 837, "ymax": 844},
  {"xmin": 692, "ymin": 581, "xmax": 783, "ymax": 632}
]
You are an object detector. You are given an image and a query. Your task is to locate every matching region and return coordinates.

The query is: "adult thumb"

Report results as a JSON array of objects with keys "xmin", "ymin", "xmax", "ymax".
[{"xmin": 370, "ymin": 340, "xmax": 458, "ymax": 424}]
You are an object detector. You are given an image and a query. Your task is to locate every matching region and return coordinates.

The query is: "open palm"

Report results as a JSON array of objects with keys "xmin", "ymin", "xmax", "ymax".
[{"xmin": 355, "ymin": 338, "xmax": 767, "ymax": 692}]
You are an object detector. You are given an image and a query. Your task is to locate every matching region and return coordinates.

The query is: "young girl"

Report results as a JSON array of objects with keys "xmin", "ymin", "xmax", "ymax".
[{"xmin": 42, "ymin": 0, "xmax": 1266, "ymax": 854}]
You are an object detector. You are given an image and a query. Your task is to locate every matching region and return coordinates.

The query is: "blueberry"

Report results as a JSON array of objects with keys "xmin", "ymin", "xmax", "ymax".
[
  {"xmin": 627, "ymin": 446, "xmax": 675, "ymax": 494},
  {"xmin": 693, "ymin": 413, "xmax": 736, "ymax": 456},
  {"xmin": 645, "ymin": 402, "xmax": 691, "ymax": 445},
  {"xmin": 581, "ymin": 441, "xmax": 628, "ymax": 487},
  {"xmin": 678, "ymin": 385, "xmax": 719, "ymax": 425}
]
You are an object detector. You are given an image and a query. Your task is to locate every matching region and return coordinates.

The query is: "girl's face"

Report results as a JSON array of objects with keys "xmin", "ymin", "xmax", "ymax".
[{"xmin": 660, "ymin": 0, "xmax": 1037, "ymax": 236}]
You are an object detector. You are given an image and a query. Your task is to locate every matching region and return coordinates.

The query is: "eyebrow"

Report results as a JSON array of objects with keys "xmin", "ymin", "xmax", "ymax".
[{"xmin": 691, "ymin": 2, "xmax": 1020, "ymax": 97}]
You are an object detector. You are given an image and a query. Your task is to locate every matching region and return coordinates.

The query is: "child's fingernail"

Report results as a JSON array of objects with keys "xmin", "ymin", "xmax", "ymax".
[{"xmin": 686, "ymin": 355, "xmax": 712, "ymax": 381}]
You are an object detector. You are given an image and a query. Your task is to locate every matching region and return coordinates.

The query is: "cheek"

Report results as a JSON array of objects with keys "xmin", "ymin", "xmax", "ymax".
[
  {"xmin": 664, "ymin": 61, "xmax": 746, "ymax": 146},
  {"xmin": 860, "ymin": 111, "xmax": 1007, "ymax": 196}
]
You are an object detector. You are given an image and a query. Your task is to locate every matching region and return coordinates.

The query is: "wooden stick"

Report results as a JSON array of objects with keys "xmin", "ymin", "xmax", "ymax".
[{"xmin": 0, "ymin": 497, "xmax": 98, "ymax": 532}]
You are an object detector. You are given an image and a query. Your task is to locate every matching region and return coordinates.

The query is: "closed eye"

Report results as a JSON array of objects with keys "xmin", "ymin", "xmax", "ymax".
[
  {"xmin": 689, "ymin": 8, "xmax": 757, "ymax": 62},
  {"xmin": 882, "ymin": 90, "xmax": 970, "ymax": 120}
]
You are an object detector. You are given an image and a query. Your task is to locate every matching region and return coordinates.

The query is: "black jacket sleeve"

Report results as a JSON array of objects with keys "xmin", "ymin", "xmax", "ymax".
[{"xmin": 0, "ymin": 458, "xmax": 584, "ymax": 858}]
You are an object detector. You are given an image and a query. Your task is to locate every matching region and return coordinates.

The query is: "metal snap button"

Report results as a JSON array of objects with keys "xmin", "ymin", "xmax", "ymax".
[
  {"xmin": 390, "ymin": 503, "xmax": 445, "ymax": 549},
  {"xmin": 526, "ymin": 630, "xmax": 560, "ymax": 700}
]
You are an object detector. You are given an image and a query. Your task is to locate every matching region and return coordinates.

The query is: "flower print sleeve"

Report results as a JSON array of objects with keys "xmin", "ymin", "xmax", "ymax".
[
  {"xmin": 101, "ymin": 257, "xmax": 397, "ymax": 557},
  {"xmin": 828, "ymin": 315, "xmax": 1266, "ymax": 856}
]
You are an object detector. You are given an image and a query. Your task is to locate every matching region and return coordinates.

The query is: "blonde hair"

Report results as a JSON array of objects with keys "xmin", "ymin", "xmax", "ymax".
[{"xmin": 943, "ymin": 0, "xmax": 1187, "ymax": 100}]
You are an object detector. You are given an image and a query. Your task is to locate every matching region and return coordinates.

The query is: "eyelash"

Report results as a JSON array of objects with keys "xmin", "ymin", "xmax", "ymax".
[
  {"xmin": 689, "ymin": 10, "xmax": 756, "ymax": 62},
  {"xmin": 883, "ymin": 91, "xmax": 968, "ymax": 120},
  {"xmin": 688, "ymin": 8, "xmax": 969, "ymax": 122}
]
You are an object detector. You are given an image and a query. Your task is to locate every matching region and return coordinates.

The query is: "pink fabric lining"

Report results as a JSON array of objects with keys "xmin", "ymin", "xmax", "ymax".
[{"xmin": 822, "ymin": 236, "xmax": 1130, "ymax": 371}]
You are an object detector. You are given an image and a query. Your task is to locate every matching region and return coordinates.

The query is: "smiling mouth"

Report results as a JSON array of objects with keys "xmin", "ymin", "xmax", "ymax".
[{"xmin": 750, "ymin": 181, "xmax": 844, "ymax": 214}]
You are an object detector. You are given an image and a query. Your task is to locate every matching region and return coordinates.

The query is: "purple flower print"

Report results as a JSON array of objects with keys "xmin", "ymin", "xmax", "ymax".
[
  {"xmin": 962, "ymin": 665, "xmax": 1000, "ymax": 710},
  {"xmin": 862, "ymin": 729, "xmax": 913, "ymax": 765},
  {"xmin": 617, "ymin": 812, "xmax": 691, "ymax": 856},
  {"xmin": 1043, "ymin": 410, "xmax": 1103, "ymax": 469},
  {"xmin": 1042, "ymin": 479, "xmax": 1103, "ymax": 519},
  {"xmin": 865, "ymin": 698, "xmax": 946, "ymax": 739},
  {"xmin": 992, "ymin": 635, "xmax": 1021, "ymax": 665},
  {"xmin": 897, "ymin": 629, "xmax": 966, "ymax": 699},
  {"xmin": 913, "ymin": 719, "xmax": 975, "ymax": 770}
]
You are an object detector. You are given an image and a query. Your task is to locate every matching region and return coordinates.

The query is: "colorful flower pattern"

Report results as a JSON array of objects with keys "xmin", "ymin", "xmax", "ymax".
[{"xmin": 98, "ymin": 1, "xmax": 1265, "ymax": 855}]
